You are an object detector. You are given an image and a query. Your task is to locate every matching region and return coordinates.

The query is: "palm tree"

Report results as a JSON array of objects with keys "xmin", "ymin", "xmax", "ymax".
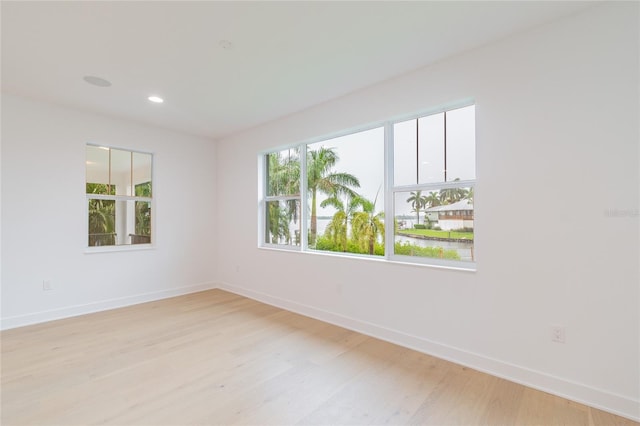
[
  {"xmin": 134, "ymin": 181, "xmax": 152, "ymax": 236},
  {"xmin": 351, "ymin": 193, "xmax": 384, "ymax": 255},
  {"xmin": 424, "ymin": 191, "xmax": 441, "ymax": 208},
  {"xmin": 323, "ymin": 211, "xmax": 347, "ymax": 250},
  {"xmin": 439, "ymin": 178, "xmax": 469, "ymax": 204},
  {"xmin": 307, "ymin": 147, "xmax": 360, "ymax": 245},
  {"xmin": 267, "ymin": 201, "xmax": 292, "ymax": 244},
  {"xmin": 88, "ymin": 199, "xmax": 115, "ymax": 245},
  {"xmin": 406, "ymin": 190, "xmax": 427, "ymax": 224},
  {"xmin": 266, "ymin": 150, "xmax": 300, "ymax": 243},
  {"xmin": 439, "ymin": 187, "xmax": 469, "ymax": 204},
  {"xmin": 87, "ymin": 183, "xmax": 116, "ymax": 246},
  {"xmin": 465, "ymin": 187, "xmax": 474, "ymax": 203},
  {"xmin": 267, "ymin": 149, "xmax": 299, "ymax": 197},
  {"xmin": 321, "ymin": 193, "xmax": 365, "ymax": 252}
]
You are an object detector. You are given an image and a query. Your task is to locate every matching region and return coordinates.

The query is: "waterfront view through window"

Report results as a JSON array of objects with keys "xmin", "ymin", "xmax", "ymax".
[{"xmin": 261, "ymin": 103, "xmax": 476, "ymax": 268}]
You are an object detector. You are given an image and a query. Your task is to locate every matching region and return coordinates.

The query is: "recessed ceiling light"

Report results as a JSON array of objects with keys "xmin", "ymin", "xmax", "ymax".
[
  {"xmin": 219, "ymin": 40, "xmax": 233, "ymax": 50},
  {"xmin": 148, "ymin": 96, "xmax": 164, "ymax": 103},
  {"xmin": 83, "ymin": 75, "xmax": 112, "ymax": 87}
]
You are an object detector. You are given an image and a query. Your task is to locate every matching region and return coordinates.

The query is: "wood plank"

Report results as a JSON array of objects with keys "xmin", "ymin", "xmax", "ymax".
[{"xmin": 1, "ymin": 289, "xmax": 637, "ymax": 426}]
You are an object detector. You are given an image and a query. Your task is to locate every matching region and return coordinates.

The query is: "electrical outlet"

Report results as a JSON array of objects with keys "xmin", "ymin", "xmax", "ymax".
[
  {"xmin": 551, "ymin": 325, "xmax": 565, "ymax": 343},
  {"xmin": 43, "ymin": 280, "xmax": 52, "ymax": 291}
]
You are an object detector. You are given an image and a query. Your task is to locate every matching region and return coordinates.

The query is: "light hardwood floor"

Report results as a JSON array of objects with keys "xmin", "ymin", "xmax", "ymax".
[{"xmin": 1, "ymin": 289, "xmax": 637, "ymax": 426}]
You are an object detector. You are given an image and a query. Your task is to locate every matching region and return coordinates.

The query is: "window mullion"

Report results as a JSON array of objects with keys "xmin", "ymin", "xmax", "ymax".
[
  {"xmin": 384, "ymin": 121, "xmax": 394, "ymax": 260},
  {"xmin": 264, "ymin": 195, "xmax": 300, "ymax": 202},
  {"xmin": 258, "ymin": 155, "xmax": 266, "ymax": 246},
  {"xmin": 300, "ymin": 144, "xmax": 308, "ymax": 251},
  {"xmin": 87, "ymin": 194, "xmax": 151, "ymax": 202},
  {"xmin": 393, "ymin": 179, "xmax": 474, "ymax": 193},
  {"xmin": 444, "ymin": 111, "xmax": 448, "ymax": 182}
]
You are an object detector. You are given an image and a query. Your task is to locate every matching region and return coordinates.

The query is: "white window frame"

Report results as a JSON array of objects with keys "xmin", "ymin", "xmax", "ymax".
[
  {"xmin": 259, "ymin": 100, "xmax": 476, "ymax": 270},
  {"xmin": 85, "ymin": 144, "xmax": 154, "ymax": 253},
  {"xmin": 259, "ymin": 146, "xmax": 306, "ymax": 250}
]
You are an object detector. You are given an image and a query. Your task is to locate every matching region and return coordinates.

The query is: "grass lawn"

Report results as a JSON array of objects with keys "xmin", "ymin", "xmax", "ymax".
[{"xmin": 398, "ymin": 228, "xmax": 474, "ymax": 240}]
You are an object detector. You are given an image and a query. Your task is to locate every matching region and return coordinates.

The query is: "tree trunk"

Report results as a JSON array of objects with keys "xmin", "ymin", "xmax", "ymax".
[
  {"xmin": 342, "ymin": 217, "xmax": 348, "ymax": 252},
  {"xmin": 310, "ymin": 189, "xmax": 317, "ymax": 245}
]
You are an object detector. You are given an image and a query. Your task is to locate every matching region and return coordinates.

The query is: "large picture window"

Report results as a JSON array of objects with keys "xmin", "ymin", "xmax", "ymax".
[
  {"xmin": 86, "ymin": 145, "xmax": 153, "ymax": 248},
  {"xmin": 260, "ymin": 103, "xmax": 475, "ymax": 268}
]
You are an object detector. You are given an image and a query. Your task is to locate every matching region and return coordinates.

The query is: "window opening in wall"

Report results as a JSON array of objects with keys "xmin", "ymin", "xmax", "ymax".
[
  {"xmin": 307, "ymin": 127, "xmax": 384, "ymax": 256},
  {"xmin": 260, "ymin": 102, "xmax": 475, "ymax": 268},
  {"xmin": 264, "ymin": 148, "xmax": 301, "ymax": 246},
  {"xmin": 86, "ymin": 145, "xmax": 153, "ymax": 247},
  {"xmin": 392, "ymin": 105, "xmax": 475, "ymax": 264}
]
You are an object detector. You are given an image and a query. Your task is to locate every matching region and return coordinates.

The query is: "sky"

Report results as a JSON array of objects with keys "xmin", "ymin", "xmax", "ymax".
[
  {"xmin": 307, "ymin": 104, "xmax": 475, "ymax": 218},
  {"xmin": 308, "ymin": 126, "xmax": 385, "ymax": 217}
]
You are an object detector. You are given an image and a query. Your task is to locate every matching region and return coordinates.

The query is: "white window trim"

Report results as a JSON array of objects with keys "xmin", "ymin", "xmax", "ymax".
[
  {"xmin": 85, "ymin": 144, "xmax": 155, "ymax": 252},
  {"xmin": 260, "ymin": 149, "xmax": 302, "ymax": 249},
  {"xmin": 259, "ymin": 101, "xmax": 476, "ymax": 271}
]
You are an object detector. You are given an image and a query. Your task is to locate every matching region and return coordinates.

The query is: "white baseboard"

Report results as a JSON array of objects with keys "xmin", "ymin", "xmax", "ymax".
[
  {"xmin": 0, "ymin": 282, "xmax": 217, "ymax": 330},
  {"xmin": 218, "ymin": 281, "xmax": 640, "ymax": 422}
]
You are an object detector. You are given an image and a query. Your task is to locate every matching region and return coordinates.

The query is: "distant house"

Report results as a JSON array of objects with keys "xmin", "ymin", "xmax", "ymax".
[
  {"xmin": 424, "ymin": 210, "xmax": 439, "ymax": 223},
  {"xmin": 426, "ymin": 199, "xmax": 474, "ymax": 230}
]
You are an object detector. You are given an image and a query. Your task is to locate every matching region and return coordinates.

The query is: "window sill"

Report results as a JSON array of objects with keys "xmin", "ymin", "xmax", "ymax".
[
  {"xmin": 84, "ymin": 244, "xmax": 155, "ymax": 254},
  {"xmin": 258, "ymin": 245, "xmax": 476, "ymax": 272}
]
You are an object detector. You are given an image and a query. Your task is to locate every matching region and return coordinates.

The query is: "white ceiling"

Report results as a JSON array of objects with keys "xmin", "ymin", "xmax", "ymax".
[{"xmin": 1, "ymin": 1, "xmax": 595, "ymax": 140}]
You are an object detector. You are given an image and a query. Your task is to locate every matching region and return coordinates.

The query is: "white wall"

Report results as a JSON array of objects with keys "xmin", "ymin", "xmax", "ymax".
[
  {"xmin": 216, "ymin": 3, "xmax": 639, "ymax": 420},
  {"xmin": 1, "ymin": 94, "xmax": 217, "ymax": 328}
]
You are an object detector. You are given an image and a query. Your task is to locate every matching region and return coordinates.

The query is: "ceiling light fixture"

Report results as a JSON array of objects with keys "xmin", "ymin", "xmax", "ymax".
[
  {"xmin": 148, "ymin": 96, "xmax": 164, "ymax": 103},
  {"xmin": 219, "ymin": 40, "xmax": 233, "ymax": 50},
  {"xmin": 83, "ymin": 75, "xmax": 112, "ymax": 87}
]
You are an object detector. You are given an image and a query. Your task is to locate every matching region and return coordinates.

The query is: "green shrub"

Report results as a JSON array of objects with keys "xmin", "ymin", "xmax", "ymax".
[
  {"xmin": 394, "ymin": 241, "xmax": 460, "ymax": 260},
  {"xmin": 315, "ymin": 235, "xmax": 384, "ymax": 256},
  {"xmin": 413, "ymin": 224, "xmax": 426, "ymax": 229},
  {"xmin": 314, "ymin": 235, "xmax": 340, "ymax": 252},
  {"xmin": 373, "ymin": 242, "xmax": 384, "ymax": 256}
]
